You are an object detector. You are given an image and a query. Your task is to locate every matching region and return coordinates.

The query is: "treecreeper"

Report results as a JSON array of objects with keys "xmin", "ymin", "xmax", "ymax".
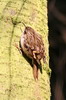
[{"xmin": 15, "ymin": 26, "xmax": 46, "ymax": 80}]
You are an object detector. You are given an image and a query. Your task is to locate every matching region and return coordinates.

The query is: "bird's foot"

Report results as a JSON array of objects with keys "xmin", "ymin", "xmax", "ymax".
[{"xmin": 14, "ymin": 43, "xmax": 22, "ymax": 55}]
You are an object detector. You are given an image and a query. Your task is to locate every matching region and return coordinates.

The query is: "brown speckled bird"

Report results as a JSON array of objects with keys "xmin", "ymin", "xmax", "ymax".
[{"xmin": 16, "ymin": 26, "xmax": 45, "ymax": 80}]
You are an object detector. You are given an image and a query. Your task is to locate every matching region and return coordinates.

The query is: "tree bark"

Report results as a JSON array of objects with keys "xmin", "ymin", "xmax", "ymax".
[{"xmin": 0, "ymin": 0, "xmax": 50, "ymax": 100}]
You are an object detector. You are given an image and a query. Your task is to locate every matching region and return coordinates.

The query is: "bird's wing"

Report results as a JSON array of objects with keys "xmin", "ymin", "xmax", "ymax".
[{"xmin": 24, "ymin": 30, "xmax": 45, "ymax": 61}]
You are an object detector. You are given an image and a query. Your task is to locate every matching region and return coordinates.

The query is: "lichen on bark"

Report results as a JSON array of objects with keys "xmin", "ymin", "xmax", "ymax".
[{"xmin": 0, "ymin": 0, "xmax": 51, "ymax": 100}]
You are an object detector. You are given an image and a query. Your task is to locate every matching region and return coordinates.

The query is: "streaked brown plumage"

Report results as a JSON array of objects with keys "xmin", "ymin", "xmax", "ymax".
[{"xmin": 17, "ymin": 26, "xmax": 45, "ymax": 80}]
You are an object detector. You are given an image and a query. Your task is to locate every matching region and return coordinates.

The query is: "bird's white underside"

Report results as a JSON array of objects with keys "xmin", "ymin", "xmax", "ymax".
[{"xmin": 20, "ymin": 34, "xmax": 32, "ymax": 58}]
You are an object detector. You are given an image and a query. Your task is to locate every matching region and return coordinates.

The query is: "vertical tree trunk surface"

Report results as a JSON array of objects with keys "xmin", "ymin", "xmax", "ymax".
[{"xmin": 0, "ymin": 0, "xmax": 50, "ymax": 100}]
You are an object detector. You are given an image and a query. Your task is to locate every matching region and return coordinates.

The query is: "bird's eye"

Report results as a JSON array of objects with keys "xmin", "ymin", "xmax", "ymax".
[{"xmin": 24, "ymin": 30, "xmax": 26, "ymax": 34}]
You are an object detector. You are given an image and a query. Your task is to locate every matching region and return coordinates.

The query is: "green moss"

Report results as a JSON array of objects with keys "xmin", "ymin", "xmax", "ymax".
[{"xmin": 0, "ymin": 0, "xmax": 51, "ymax": 100}]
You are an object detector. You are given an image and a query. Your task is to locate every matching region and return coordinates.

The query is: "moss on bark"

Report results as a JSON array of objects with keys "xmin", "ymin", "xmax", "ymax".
[{"xmin": 0, "ymin": 0, "xmax": 51, "ymax": 100}]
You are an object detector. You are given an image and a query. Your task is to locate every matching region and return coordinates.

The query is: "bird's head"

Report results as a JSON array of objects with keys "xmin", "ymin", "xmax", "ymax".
[{"xmin": 24, "ymin": 26, "xmax": 34, "ymax": 34}]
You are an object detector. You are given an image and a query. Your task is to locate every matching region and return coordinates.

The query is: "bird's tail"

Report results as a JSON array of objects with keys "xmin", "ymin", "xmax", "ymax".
[{"xmin": 33, "ymin": 63, "xmax": 38, "ymax": 81}]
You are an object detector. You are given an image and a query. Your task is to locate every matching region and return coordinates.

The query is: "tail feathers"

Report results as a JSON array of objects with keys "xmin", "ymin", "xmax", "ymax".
[{"xmin": 33, "ymin": 64, "xmax": 38, "ymax": 81}]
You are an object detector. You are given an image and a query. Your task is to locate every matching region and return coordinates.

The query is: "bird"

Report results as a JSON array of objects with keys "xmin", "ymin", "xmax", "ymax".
[{"xmin": 15, "ymin": 26, "xmax": 45, "ymax": 80}]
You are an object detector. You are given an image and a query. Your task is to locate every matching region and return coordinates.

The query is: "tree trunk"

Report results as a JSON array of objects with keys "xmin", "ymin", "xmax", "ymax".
[{"xmin": 0, "ymin": 0, "xmax": 50, "ymax": 100}]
